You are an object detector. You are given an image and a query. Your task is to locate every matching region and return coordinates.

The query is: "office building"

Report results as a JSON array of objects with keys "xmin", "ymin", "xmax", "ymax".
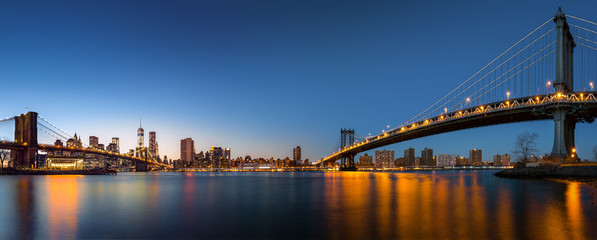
[
  {"xmin": 436, "ymin": 154, "xmax": 457, "ymax": 166},
  {"xmin": 180, "ymin": 138, "xmax": 195, "ymax": 163},
  {"xmin": 359, "ymin": 154, "xmax": 373, "ymax": 167}
]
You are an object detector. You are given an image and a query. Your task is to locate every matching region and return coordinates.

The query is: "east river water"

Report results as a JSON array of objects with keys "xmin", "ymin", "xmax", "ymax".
[{"xmin": 0, "ymin": 171, "xmax": 596, "ymax": 239}]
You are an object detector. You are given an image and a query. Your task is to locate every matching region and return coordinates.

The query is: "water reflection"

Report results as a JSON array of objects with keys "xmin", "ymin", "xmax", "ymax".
[
  {"xmin": 322, "ymin": 171, "xmax": 596, "ymax": 240},
  {"xmin": 45, "ymin": 176, "xmax": 80, "ymax": 240},
  {"xmin": 1, "ymin": 171, "xmax": 596, "ymax": 239}
]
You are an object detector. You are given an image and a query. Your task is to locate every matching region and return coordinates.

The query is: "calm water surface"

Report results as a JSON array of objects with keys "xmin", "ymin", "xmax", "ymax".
[{"xmin": 0, "ymin": 170, "xmax": 596, "ymax": 239}]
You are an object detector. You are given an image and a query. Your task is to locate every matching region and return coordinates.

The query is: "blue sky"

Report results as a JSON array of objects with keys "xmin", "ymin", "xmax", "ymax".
[{"xmin": 1, "ymin": 0, "xmax": 597, "ymax": 161}]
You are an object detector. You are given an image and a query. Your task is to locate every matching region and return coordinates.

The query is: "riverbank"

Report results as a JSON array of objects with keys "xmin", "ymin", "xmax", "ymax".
[
  {"xmin": 494, "ymin": 163, "xmax": 597, "ymax": 182},
  {"xmin": 0, "ymin": 168, "xmax": 117, "ymax": 175}
]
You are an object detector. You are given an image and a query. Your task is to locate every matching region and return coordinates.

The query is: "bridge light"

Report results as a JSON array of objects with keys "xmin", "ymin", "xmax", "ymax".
[
  {"xmin": 466, "ymin": 98, "xmax": 470, "ymax": 103},
  {"xmin": 444, "ymin": 108, "xmax": 448, "ymax": 114},
  {"xmin": 572, "ymin": 148, "xmax": 576, "ymax": 153},
  {"xmin": 547, "ymin": 81, "xmax": 551, "ymax": 86}
]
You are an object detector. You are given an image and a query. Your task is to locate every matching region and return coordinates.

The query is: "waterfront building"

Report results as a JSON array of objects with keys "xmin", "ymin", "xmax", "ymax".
[
  {"xmin": 180, "ymin": 138, "xmax": 195, "ymax": 163},
  {"xmin": 420, "ymin": 148, "xmax": 434, "ymax": 166},
  {"xmin": 469, "ymin": 149, "xmax": 482, "ymax": 165},
  {"xmin": 404, "ymin": 147, "xmax": 415, "ymax": 166},
  {"xmin": 54, "ymin": 139, "xmax": 63, "ymax": 147},
  {"xmin": 395, "ymin": 157, "xmax": 404, "ymax": 166},
  {"xmin": 375, "ymin": 150, "xmax": 395, "ymax": 168},
  {"xmin": 502, "ymin": 154, "xmax": 511, "ymax": 165},
  {"xmin": 66, "ymin": 133, "xmax": 83, "ymax": 148},
  {"xmin": 436, "ymin": 154, "xmax": 457, "ymax": 166},
  {"xmin": 293, "ymin": 146, "xmax": 301, "ymax": 164},
  {"xmin": 494, "ymin": 154, "xmax": 502, "ymax": 165},
  {"xmin": 112, "ymin": 137, "xmax": 120, "ymax": 153},
  {"xmin": 456, "ymin": 155, "xmax": 468, "ymax": 166},
  {"xmin": 359, "ymin": 154, "xmax": 373, "ymax": 167},
  {"xmin": 210, "ymin": 146, "xmax": 223, "ymax": 167}
]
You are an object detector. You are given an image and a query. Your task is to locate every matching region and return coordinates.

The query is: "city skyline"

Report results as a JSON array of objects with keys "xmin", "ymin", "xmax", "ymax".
[{"xmin": 2, "ymin": 1, "xmax": 597, "ymax": 161}]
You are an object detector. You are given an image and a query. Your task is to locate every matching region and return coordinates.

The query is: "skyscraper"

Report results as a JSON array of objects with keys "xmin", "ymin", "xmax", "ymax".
[
  {"xmin": 137, "ymin": 119, "xmax": 144, "ymax": 148},
  {"xmin": 89, "ymin": 136, "xmax": 99, "ymax": 149},
  {"xmin": 293, "ymin": 146, "xmax": 301, "ymax": 164},
  {"xmin": 180, "ymin": 138, "xmax": 195, "ymax": 163},
  {"xmin": 420, "ymin": 147, "xmax": 434, "ymax": 166},
  {"xmin": 469, "ymin": 149, "xmax": 482, "ymax": 165},
  {"xmin": 149, "ymin": 131, "xmax": 157, "ymax": 160},
  {"xmin": 436, "ymin": 154, "xmax": 457, "ymax": 166},
  {"xmin": 112, "ymin": 137, "xmax": 120, "ymax": 153}
]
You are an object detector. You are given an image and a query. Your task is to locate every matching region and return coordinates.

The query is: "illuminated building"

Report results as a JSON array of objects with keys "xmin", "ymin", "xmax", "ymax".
[
  {"xmin": 89, "ymin": 136, "xmax": 99, "ymax": 149},
  {"xmin": 180, "ymin": 138, "xmax": 195, "ymax": 163},
  {"xmin": 404, "ymin": 147, "xmax": 415, "ymax": 166},
  {"xmin": 137, "ymin": 119, "xmax": 144, "ymax": 148},
  {"xmin": 224, "ymin": 148, "xmax": 230, "ymax": 160},
  {"xmin": 469, "ymin": 149, "xmax": 482, "ymax": 165},
  {"xmin": 66, "ymin": 133, "xmax": 82, "ymax": 148},
  {"xmin": 149, "ymin": 131, "xmax": 158, "ymax": 160},
  {"xmin": 293, "ymin": 146, "xmax": 301, "ymax": 164},
  {"xmin": 359, "ymin": 153, "xmax": 373, "ymax": 167},
  {"xmin": 436, "ymin": 154, "xmax": 457, "ymax": 166},
  {"xmin": 420, "ymin": 147, "xmax": 434, "ymax": 166},
  {"xmin": 46, "ymin": 156, "xmax": 84, "ymax": 170},
  {"xmin": 210, "ymin": 146, "xmax": 223, "ymax": 167},
  {"xmin": 502, "ymin": 154, "xmax": 511, "ymax": 165},
  {"xmin": 493, "ymin": 154, "xmax": 502, "ymax": 165},
  {"xmin": 456, "ymin": 155, "xmax": 468, "ymax": 166},
  {"xmin": 375, "ymin": 149, "xmax": 394, "ymax": 168},
  {"xmin": 112, "ymin": 137, "xmax": 120, "ymax": 153},
  {"xmin": 107, "ymin": 143, "xmax": 118, "ymax": 153}
]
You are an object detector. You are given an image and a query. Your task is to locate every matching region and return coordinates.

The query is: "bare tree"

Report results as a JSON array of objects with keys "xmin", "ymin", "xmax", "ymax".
[
  {"xmin": 513, "ymin": 132, "xmax": 539, "ymax": 162},
  {"xmin": 593, "ymin": 146, "xmax": 597, "ymax": 161},
  {"xmin": 0, "ymin": 149, "xmax": 10, "ymax": 169}
]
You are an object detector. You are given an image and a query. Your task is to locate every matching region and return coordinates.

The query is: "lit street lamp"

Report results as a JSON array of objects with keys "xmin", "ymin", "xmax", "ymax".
[
  {"xmin": 507, "ymin": 91, "xmax": 510, "ymax": 99},
  {"xmin": 590, "ymin": 82, "xmax": 594, "ymax": 91}
]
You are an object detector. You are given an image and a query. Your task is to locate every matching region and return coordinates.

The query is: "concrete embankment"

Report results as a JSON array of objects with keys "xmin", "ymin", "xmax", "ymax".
[{"xmin": 494, "ymin": 164, "xmax": 597, "ymax": 182}]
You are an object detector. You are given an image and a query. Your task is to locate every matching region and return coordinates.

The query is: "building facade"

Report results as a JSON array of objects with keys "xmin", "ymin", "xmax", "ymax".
[
  {"xmin": 404, "ymin": 147, "xmax": 415, "ymax": 166},
  {"xmin": 469, "ymin": 149, "xmax": 482, "ymax": 165},
  {"xmin": 180, "ymin": 138, "xmax": 195, "ymax": 163},
  {"xmin": 375, "ymin": 150, "xmax": 395, "ymax": 168},
  {"xmin": 420, "ymin": 148, "xmax": 434, "ymax": 166}
]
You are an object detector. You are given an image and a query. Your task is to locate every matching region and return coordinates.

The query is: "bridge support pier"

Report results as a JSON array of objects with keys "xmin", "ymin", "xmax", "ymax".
[
  {"xmin": 340, "ymin": 155, "xmax": 356, "ymax": 171},
  {"xmin": 551, "ymin": 109, "xmax": 578, "ymax": 163},
  {"xmin": 135, "ymin": 161, "xmax": 148, "ymax": 172},
  {"xmin": 12, "ymin": 112, "xmax": 38, "ymax": 169}
]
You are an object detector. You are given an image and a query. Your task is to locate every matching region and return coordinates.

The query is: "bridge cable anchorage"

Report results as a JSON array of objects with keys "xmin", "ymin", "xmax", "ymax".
[
  {"xmin": 38, "ymin": 123, "xmax": 71, "ymax": 141},
  {"xmin": 403, "ymin": 18, "xmax": 552, "ymax": 125},
  {"xmin": 427, "ymin": 28, "xmax": 556, "ymax": 117},
  {"xmin": 37, "ymin": 115, "xmax": 74, "ymax": 139}
]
